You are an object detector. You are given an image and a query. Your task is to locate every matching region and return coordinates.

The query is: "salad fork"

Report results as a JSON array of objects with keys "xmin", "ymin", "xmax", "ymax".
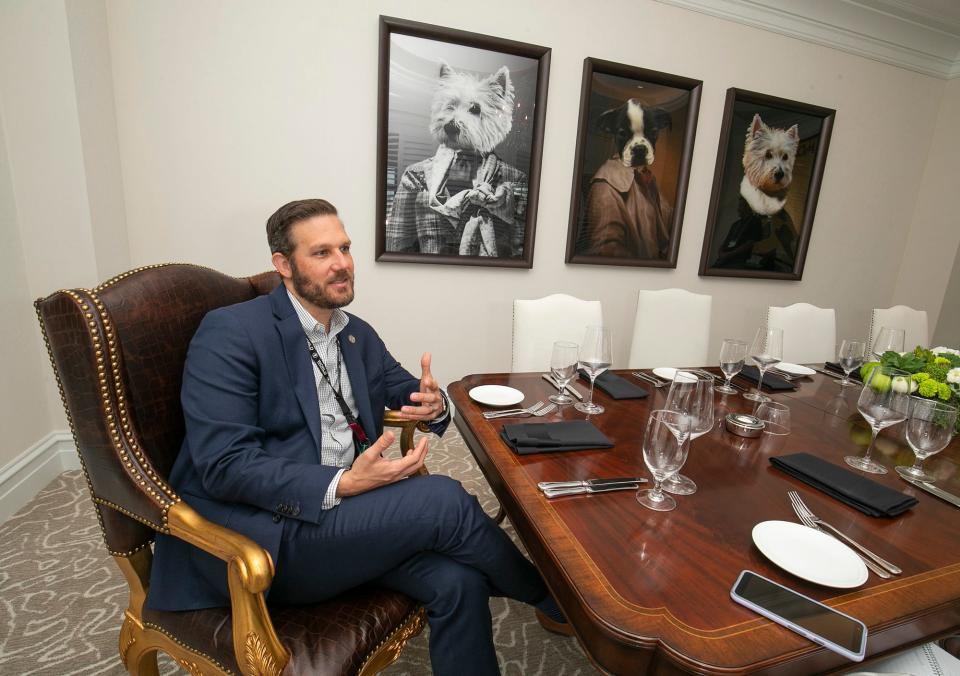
[
  {"xmin": 788, "ymin": 491, "xmax": 901, "ymax": 575},
  {"xmin": 631, "ymin": 371, "xmax": 669, "ymax": 388},
  {"xmin": 484, "ymin": 401, "xmax": 551, "ymax": 419}
]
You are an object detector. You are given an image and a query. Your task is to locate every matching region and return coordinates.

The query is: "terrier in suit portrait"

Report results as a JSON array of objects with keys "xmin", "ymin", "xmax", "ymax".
[
  {"xmin": 580, "ymin": 98, "xmax": 673, "ymax": 258},
  {"xmin": 385, "ymin": 62, "xmax": 528, "ymax": 257},
  {"xmin": 716, "ymin": 113, "xmax": 799, "ymax": 272}
]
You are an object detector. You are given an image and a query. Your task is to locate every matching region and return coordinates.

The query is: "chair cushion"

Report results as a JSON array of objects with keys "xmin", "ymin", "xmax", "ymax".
[{"xmin": 142, "ymin": 585, "xmax": 419, "ymax": 675}]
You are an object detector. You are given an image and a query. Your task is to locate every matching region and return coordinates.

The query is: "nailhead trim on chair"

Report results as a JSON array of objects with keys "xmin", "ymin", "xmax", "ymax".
[
  {"xmin": 357, "ymin": 606, "xmax": 426, "ymax": 675},
  {"xmin": 143, "ymin": 621, "xmax": 236, "ymax": 675},
  {"xmin": 92, "ymin": 496, "xmax": 166, "ymax": 532}
]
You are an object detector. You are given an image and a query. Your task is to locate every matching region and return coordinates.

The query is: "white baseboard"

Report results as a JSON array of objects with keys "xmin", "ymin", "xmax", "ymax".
[{"xmin": 0, "ymin": 430, "xmax": 79, "ymax": 524}]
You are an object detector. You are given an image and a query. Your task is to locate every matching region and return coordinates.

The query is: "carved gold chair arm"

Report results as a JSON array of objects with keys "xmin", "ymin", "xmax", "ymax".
[
  {"xmin": 166, "ymin": 501, "xmax": 290, "ymax": 675},
  {"xmin": 383, "ymin": 410, "xmax": 420, "ymax": 453}
]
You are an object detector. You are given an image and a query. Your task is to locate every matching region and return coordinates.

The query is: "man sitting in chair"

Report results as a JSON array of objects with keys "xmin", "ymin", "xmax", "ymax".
[{"xmin": 147, "ymin": 199, "xmax": 565, "ymax": 675}]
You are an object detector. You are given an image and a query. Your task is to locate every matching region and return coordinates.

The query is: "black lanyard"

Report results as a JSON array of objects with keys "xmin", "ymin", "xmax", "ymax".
[{"xmin": 305, "ymin": 336, "xmax": 371, "ymax": 452}]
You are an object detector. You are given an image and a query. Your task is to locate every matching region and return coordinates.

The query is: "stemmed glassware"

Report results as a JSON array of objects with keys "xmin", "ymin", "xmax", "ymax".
[
  {"xmin": 743, "ymin": 327, "xmax": 783, "ymax": 404},
  {"xmin": 845, "ymin": 365, "xmax": 911, "ymax": 474},
  {"xmin": 895, "ymin": 399, "xmax": 957, "ymax": 482},
  {"xmin": 837, "ymin": 339, "xmax": 866, "ymax": 387},
  {"xmin": 871, "ymin": 326, "xmax": 905, "ymax": 360},
  {"xmin": 548, "ymin": 341, "xmax": 579, "ymax": 405},
  {"xmin": 575, "ymin": 326, "xmax": 612, "ymax": 415},
  {"xmin": 717, "ymin": 339, "xmax": 748, "ymax": 394},
  {"xmin": 661, "ymin": 372, "xmax": 714, "ymax": 496},
  {"xmin": 636, "ymin": 410, "xmax": 691, "ymax": 512}
]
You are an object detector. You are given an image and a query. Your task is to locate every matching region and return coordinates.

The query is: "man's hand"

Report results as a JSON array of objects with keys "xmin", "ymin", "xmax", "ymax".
[
  {"xmin": 400, "ymin": 352, "xmax": 444, "ymax": 421},
  {"xmin": 336, "ymin": 431, "xmax": 428, "ymax": 497}
]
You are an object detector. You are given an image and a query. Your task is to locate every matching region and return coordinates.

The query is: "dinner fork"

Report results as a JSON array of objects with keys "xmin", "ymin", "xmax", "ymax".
[
  {"xmin": 631, "ymin": 371, "xmax": 669, "ymax": 388},
  {"xmin": 482, "ymin": 400, "xmax": 545, "ymax": 418},
  {"xmin": 486, "ymin": 403, "xmax": 558, "ymax": 420},
  {"xmin": 770, "ymin": 368, "xmax": 799, "ymax": 381},
  {"xmin": 788, "ymin": 491, "xmax": 902, "ymax": 575},
  {"xmin": 788, "ymin": 494, "xmax": 890, "ymax": 579},
  {"xmin": 484, "ymin": 401, "xmax": 553, "ymax": 419}
]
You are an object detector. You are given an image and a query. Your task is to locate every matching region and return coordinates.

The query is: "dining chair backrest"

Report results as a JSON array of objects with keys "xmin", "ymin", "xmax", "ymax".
[
  {"xmin": 869, "ymin": 305, "xmax": 929, "ymax": 354},
  {"xmin": 628, "ymin": 289, "xmax": 712, "ymax": 369},
  {"xmin": 512, "ymin": 294, "xmax": 603, "ymax": 372},
  {"xmin": 767, "ymin": 303, "xmax": 837, "ymax": 364}
]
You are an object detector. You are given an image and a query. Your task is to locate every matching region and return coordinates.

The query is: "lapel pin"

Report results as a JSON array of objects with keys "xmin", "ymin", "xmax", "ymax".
[{"xmin": 348, "ymin": 334, "xmax": 356, "ymax": 344}]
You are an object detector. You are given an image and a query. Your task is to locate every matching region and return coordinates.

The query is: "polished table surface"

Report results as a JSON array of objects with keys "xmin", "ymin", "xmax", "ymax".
[{"xmin": 449, "ymin": 370, "xmax": 960, "ymax": 675}]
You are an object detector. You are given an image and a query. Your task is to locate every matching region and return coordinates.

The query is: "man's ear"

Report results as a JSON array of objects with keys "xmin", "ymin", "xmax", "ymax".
[{"xmin": 272, "ymin": 251, "xmax": 293, "ymax": 280}]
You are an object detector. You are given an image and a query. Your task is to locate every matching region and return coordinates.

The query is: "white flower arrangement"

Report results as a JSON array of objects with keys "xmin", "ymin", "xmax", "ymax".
[{"xmin": 948, "ymin": 367, "xmax": 960, "ymax": 385}]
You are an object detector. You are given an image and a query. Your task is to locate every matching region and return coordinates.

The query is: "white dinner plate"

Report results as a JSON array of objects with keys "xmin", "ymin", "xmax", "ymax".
[
  {"xmin": 652, "ymin": 367, "xmax": 698, "ymax": 383},
  {"xmin": 776, "ymin": 362, "xmax": 816, "ymax": 376},
  {"xmin": 751, "ymin": 520, "xmax": 868, "ymax": 588},
  {"xmin": 469, "ymin": 385, "xmax": 524, "ymax": 408}
]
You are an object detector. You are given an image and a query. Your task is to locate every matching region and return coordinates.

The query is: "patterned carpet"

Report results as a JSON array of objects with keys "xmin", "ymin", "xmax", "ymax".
[{"xmin": 0, "ymin": 429, "xmax": 593, "ymax": 675}]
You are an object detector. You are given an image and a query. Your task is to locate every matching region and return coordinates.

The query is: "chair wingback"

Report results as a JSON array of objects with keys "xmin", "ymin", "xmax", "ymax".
[
  {"xmin": 767, "ymin": 303, "xmax": 836, "ymax": 364},
  {"xmin": 628, "ymin": 289, "xmax": 712, "ymax": 369},
  {"xmin": 512, "ymin": 294, "xmax": 603, "ymax": 372},
  {"xmin": 35, "ymin": 264, "xmax": 280, "ymax": 555}
]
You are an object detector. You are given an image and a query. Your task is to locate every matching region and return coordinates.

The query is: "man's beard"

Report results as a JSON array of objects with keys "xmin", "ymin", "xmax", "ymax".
[{"xmin": 290, "ymin": 259, "xmax": 355, "ymax": 310}]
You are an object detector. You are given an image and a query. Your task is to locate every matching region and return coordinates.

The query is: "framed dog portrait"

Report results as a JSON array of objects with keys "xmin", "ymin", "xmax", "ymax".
[
  {"xmin": 375, "ymin": 16, "xmax": 550, "ymax": 268},
  {"xmin": 699, "ymin": 88, "xmax": 836, "ymax": 280},
  {"xmin": 564, "ymin": 58, "xmax": 702, "ymax": 268}
]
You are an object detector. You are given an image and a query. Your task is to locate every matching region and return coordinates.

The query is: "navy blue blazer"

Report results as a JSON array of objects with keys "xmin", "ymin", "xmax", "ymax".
[{"xmin": 148, "ymin": 284, "xmax": 448, "ymax": 610}]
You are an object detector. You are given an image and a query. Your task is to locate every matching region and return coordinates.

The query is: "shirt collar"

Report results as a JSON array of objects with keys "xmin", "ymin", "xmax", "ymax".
[{"xmin": 286, "ymin": 288, "xmax": 349, "ymax": 339}]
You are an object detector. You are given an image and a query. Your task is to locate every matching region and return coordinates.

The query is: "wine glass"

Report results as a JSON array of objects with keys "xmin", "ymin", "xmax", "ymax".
[
  {"xmin": 717, "ymin": 339, "xmax": 748, "ymax": 394},
  {"xmin": 871, "ymin": 326, "xmax": 905, "ymax": 360},
  {"xmin": 743, "ymin": 327, "xmax": 783, "ymax": 404},
  {"xmin": 756, "ymin": 401, "xmax": 790, "ymax": 435},
  {"xmin": 636, "ymin": 410, "xmax": 691, "ymax": 512},
  {"xmin": 837, "ymin": 339, "xmax": 866, "ymax": 387},
  {"xmin": 575, "ymin": 326, "xmax": 612, "ymax": 415},
  {"xmin": 845, "ymin": 365, "xmax": 911, "ymax": 474},
  {"xmin": 549, "ymin": 341, "xmax": 579, "ymax": 405},
  {"xmin": 661, "ymin": 372, "xmax": 713, "ymax": 496},
  {"xmin": 895, "ymin": 399, "xmax": 957, "ymax": 482}
]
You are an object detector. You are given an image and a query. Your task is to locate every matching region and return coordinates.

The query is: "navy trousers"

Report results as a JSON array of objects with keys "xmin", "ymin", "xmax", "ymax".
[{"xmin": 268, "ymin": 475, "xmax": 548, "ymax": 675}]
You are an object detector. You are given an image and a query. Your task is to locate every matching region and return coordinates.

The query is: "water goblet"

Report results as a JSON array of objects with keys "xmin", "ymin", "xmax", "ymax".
[
  {"xmin": 636, "ymin": 410, "xmax": 691, "ymax": 512},
  {"xmin": 661, "ymin": 372, "xmax": 713, "ymax": 496},
  {"xmin": 549, "ymin": 341, "xmax": 579, "ymax": 405},
  {"xmin": 837, "ymin": 339, "xmax": 866, "ymax": 387},
  {"xmin": 845, "ymin": 365, "xmax": 911, "ymax": 474},
  {"xmin": 743, "ymin": 327, "xmax": 783, "ymax": 404},
  {"xmin": 717, "ymin": 339, "xmax": 747, "ymax": 394},
  {"xmin": 575, "ymin": 326, "xmax": 612, "ymax": 415},
  {"xmin": 895, "ymin": 399, "xmax": 957, "ymax": 482},
  {"xmin": 871, "ymin": 326, "xmax": 905, "ymax": 360},
  {"xmin": 756, "ymin": 401, "xmax": 791, "ymax": 435}
]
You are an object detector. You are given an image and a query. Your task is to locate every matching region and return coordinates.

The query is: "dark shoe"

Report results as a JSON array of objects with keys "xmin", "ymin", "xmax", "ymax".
[{"xmin": 535, "ymin": 607, "xmax": 575, "ymax": 637}]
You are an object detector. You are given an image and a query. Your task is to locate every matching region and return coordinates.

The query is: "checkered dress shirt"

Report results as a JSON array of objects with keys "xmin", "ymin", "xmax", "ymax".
[{"xmin": 287, "ymin": 290, "xmax": 355, "ymax": 510}]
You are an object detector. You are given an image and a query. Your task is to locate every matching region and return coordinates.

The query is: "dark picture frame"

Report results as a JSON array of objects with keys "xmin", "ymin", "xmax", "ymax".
[
  {"xmin": 565, "ymin": 58, "xmax": 702, "ymax": 268},
  {"xmin": 699, "ymin": 88, "xmax": 836, "ymax": 280},
  {"xmin": 375, "ymin": 16, "xmax": 550, "ymax": 268}
]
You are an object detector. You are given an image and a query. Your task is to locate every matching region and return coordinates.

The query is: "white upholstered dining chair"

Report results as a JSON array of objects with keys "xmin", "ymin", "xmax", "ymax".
[
  {"xmin": 767, "ymin": 303, "xmax": 837, "ymax": 364},
  {"xmin": 511, "ymin": 294, "xmax": 603, "ymax": 372},
  {"xmin": 869, "ymin": 305, "xmax": 929, "ymax": 354},
  {"xmin": 627, "ymin": 289, "xmax": 712, "ymax": 369}
]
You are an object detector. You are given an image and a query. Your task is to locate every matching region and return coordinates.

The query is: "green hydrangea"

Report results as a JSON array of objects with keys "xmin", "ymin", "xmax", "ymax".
[
  {"xmin": 939, "ymin": 382, "xmax": 952, "ymax": 401},
  {"xmin": 918, "ymin": 379, "xmax": 940, "ymax": 397},
  {"xmin": 924, "ymin": 363, "xmax": 950, "ymax": 382},
  {"xmin": 912, "ymin": 372, "xmax": 930, "ymax": 383},
  {"xmin": 934, "ymin": 356, "xmax": 951, "ymax": 366}
]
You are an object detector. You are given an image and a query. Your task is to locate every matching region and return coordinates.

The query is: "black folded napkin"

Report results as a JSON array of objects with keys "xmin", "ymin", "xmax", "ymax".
[
  {"xmin": 824, "ymin": 362, "xmax": 863, "ymax": 382},
  {"xmin": 578, "ymin": 369, "xmax": 648, "ymax": 399},
  {"xmin": 500, "ymin": 420, "xmax": 614, "ymax": 455},
  {"xmin": 738, "ymin": 365, "xmax": 796, "ymax": 391},
  {"xmin": 770, "ymin": 452, "xmax": 918, "ymax": 517}
]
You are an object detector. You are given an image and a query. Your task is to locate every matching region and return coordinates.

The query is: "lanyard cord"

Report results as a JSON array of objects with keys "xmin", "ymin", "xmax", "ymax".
[{"xmin": 304, "ymin": 336, "xmax": 369, "ymax": 447}]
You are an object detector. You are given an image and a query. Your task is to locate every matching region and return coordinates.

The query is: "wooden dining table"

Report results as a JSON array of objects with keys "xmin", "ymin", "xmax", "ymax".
[{"xmin": 448, "ymin": 369, "xmax": 960, "ymax": 674}]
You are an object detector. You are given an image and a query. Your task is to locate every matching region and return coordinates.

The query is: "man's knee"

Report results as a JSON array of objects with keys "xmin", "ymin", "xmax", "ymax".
[
  {"xmin": 420, "ymin": 475, "xmax": 482, "ymax": 515},
  {"xmin": 426, "ymin": 561, "xmax": 491, "ymax": 616}
]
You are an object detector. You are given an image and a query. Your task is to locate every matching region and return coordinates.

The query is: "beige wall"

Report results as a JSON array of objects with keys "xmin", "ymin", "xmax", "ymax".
[{"xmin": 2, "ymin": 0, "xmax": 958, "ymax": 466}]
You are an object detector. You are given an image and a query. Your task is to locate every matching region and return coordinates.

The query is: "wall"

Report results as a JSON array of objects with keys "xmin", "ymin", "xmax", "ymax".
[{"xmin": 103, "ymin": 0, "xmax": 948, "ymax": 389}]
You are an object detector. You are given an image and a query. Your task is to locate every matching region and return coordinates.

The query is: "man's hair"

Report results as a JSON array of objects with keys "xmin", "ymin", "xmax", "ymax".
[{"xmin": 266, "ymin": 199, "xmax": 339, "ymax": 256}]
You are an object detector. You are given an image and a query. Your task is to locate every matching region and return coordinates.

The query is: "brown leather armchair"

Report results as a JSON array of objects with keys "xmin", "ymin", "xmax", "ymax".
[{"xmin": 34, "ymin": 264, "xmax": 425, "ymax": 676}]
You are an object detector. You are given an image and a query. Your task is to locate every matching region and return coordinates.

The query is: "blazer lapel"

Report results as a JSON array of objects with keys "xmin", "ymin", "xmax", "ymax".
[
  {"xmin": 271, "ymin": 287, "xmax": 322, "ymax": 455},
  {"xmin": 338, "ymin": 330, "xmax": 377, "ymax": 442}
]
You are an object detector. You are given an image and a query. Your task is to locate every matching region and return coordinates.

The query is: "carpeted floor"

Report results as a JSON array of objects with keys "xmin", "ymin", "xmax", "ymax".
[{"xmin": 0, "ymin": 429, "xmax": 594, "ymax": 675}]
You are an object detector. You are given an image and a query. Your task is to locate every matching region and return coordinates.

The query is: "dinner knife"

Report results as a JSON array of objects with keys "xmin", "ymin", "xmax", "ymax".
[
  {"xmin": 903, "ymin": 477, "xmax": 960, "ymax": 508},
  {"xmin": 538, "ymin": 477, "xmax": 647, "ymax": 490},
  {"xmin": 541, "ymin": 373, "xmax": 584, "ymax": 400},
  {"xmin": 541, "ymin": 483, "xmax": 642, "ymax": 499}
]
